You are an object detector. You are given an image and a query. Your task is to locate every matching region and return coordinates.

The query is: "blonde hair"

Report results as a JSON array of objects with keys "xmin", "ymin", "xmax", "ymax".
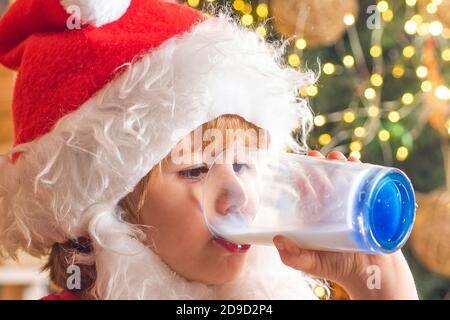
[{"xmin": 43, "ymin": 114, "xmax": 269, "ymax": 298}]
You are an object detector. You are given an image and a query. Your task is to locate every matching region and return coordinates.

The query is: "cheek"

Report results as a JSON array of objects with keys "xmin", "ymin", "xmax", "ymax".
[{"xmin": 140, "ymin": 179, "xmax": 211, "ymax": 256}]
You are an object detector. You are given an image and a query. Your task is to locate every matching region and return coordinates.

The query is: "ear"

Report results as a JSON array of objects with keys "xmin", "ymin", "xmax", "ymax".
[{"xmin": 60, "ymin": 0, "xmax": 132, "ymax": 27}]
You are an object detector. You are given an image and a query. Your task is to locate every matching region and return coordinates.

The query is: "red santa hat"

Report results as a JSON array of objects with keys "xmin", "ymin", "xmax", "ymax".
[{"xmin": 0, "ymin": 0, "xmax": 314, "ymax": 260}]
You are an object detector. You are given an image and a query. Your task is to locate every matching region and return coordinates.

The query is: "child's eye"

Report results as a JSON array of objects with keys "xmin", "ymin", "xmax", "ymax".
[
  {"xmin": 233, "ymin": 162, "xmax": 252, "ymax": 174},
  {"xmin": 178, "ymin": 166, "xmax": 209, "ymax": 180}
]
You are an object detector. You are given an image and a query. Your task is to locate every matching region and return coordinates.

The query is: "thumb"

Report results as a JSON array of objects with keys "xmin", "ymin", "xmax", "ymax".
[{"xmin": 273, "ymin": 235, "xmax": 319, "ymax": 275}]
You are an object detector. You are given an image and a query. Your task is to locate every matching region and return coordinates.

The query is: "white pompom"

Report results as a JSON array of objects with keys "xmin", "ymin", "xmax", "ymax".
[{"xmin": 60, "ymin": 0, "xmax": 132, "ymax": 27}]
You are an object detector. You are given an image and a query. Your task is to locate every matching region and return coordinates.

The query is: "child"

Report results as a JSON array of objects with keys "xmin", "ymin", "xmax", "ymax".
[{"xmin": 0, "ymin": 0, "xmax": 418, "ymax": 299}]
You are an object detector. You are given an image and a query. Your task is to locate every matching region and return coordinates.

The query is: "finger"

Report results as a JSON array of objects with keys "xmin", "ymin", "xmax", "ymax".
[
  {"xmin": 307, "ymin": 150, "xmax": 325, "ymax": 158},
  {"xmin": 327, "ymin": 150, "xmax": 347, "ymax": 161},
  {"xmin": 273, "ymin": 236, "xmax": 316, "ymax": 273}
]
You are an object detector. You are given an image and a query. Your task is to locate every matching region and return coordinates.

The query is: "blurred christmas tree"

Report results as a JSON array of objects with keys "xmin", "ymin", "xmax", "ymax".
[{"xmin": 180, "ymin": 0, "xmax": 450, "ymax": 299}]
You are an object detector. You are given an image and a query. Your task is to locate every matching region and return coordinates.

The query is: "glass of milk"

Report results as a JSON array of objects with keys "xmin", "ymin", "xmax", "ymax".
[{"xmin": 201, "ymin": 147, "xmax": 416, "ymax": 254}]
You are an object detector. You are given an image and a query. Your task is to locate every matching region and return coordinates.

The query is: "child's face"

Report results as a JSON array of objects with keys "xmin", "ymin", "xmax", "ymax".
[{"xmin": 138, "ymin": 133, "xmax": 256, "ymax": 285}]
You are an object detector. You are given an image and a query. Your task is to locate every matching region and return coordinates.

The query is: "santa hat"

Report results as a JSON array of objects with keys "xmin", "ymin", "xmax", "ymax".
[{"xmin": 0, "ymin": 0, "xmax": 314, "ymax": 262}]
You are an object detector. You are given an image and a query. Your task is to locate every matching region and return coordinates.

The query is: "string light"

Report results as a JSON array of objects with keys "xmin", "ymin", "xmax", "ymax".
[
  {"xmin": 377, "ymin": 1, "xmax": 389, "ymax": 13},
  {"xmin": 233, "ymin": 0, "xmax": 245, "ymax": 11},
  {"xmin": 426, "ymin": 3, "xmax": 438, "ymax": 14},
  {"xmin": 368, "ymin": 105, "xmax": 380, "ymax": 117},
  {"xmin": 378, "ymin": 129, "xmax": 391, "ymax": 141},
  {"xmin": 404, "ymin": 20, "xmax": 418, "ymax": 34},
  {"xmin": 242, "ymin": 3, "xmax": 252, "ymax": 14},
  {"xmin": 417, "ymin": 23, "xmax": 430, "ymax": 36},
  {"xmin": 256, "ymin": 3, "xmax": 269, "ymax": 18},
  {"xmin": 396, "ymin": 146, "xmax": 409, "ymax": 161},
  {"xmin": 402, "ymin": 92, "xmax": 414, "ymax": 105},
  {"xmin": 388, "ymin": 111, "xmax": 401, "ymax": 122},
  {"xmin": 392, "ymin": 64, "xmax": 405, "ymax": 78},
  {"xmin": 241, "ymin": 14, "xmax": 254, "ymax": 26},
  {"xmin": 255, "ymin": 26, "xmax": 267, "ymax": 37},
  {"xmin": 421, "ymin": 81, "xmax": 433, "ymax": 92},
  {"xmin": 364, "ymin": 88, "xmax": 376, "ymax": 100},
  {"xmin": 405, "ymin": 0, "xmax": 417, "ymax": 6},
  {"xmin": 343, "ymin": 55, "xmax": 355, "ymax": 68},
  {"xmin": 402, "ymin": 45, "xmax": 415, "ymax": 58},
  {"xmin": 435, "ymin": 85, "xmax": 450, "ymax": 100},
  {"xmin": 349, "ymin": 151, "xmax": 361, "ymax": 160},
  {"xmin": 187, "ymin": 0, "xmax": 200, "ymax": 7},
  {"xmin": 354, "ymin": 126, "xmax": 366, "ymax": 138},
  {"xmin": 411, "ymin": 14, "xmax": 423, "ymax": 24},
  {"xmin": 306, "ymin": 85, "xmax": 318, "ymax": 96},
  {"xmin": 343, "ymin": 111, "xmax": 356, "ymax": 123},
  {"xmin": 318, "ymin": 133, "xmax": 332, "ymax": 145},
  {"xmin": 429, "ymin": 21, "xmax": 444, "ymax": 36},
  {"xmin": 296, "ymin": 38, "xmax": 307, "ymax": 50},
  {"xmin": 350, "ymin": 141, "xmax": 362, "ymax": 152},
  {"xmin": 323, "ymin": 62, "xmax": 335, "ymax": 75},
  {"xmin": 442, "ymin": 48, "xmax": 450, "ymax": 61},
  {"xmin": 288, "ymin": 53, "xmax": 301, "ymax": 67},
  {"xmin": 370, "ymin": 45, "xmax": 382, "ymax": 58},
  {"xmin": 382, "ymin": 10, "xmax": 394, "ymax": 22},
  {"xmin": 343, "ymin": 14, "xmax": 355, "ymax": 26},
  {"xmin": 370, "ymin": 73, "xmax": 383, "ymax": 87},
  {"xmin": 314, "ymin": 115, "xmax": 327, "ymax": 126},
  {"xmin": 416, "ymin": 66, "xmax": 428, "ymax": 78}
]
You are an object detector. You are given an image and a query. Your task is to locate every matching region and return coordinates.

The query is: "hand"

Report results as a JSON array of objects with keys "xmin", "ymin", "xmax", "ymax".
[{"xmin": 273, "ymin": 150, "xmax": 418, "ymax": 300}]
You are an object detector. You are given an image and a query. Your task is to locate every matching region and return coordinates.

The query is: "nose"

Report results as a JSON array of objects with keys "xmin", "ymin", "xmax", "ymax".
[{"xmin": 213, "ymin": 165, "xmax": 249, "ymax": 216}]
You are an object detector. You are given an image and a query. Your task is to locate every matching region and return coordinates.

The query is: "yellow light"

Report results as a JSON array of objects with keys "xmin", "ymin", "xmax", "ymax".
[
  {"xmin": 378, "ymin": 129, "xmax": 390, "ymax": 141},
  {"xmin": 241, "ymin": 14, "xmax": 254, "ymax": 26},
  {"xmin": 382, "ymin": 10, "xmax": 394, "ymax": 22},
  {"xmin": 343, "ymin": 55, "xmax": 355, "ymax": 68},
  {"xmin": 392, "ymin": 64, "xmax": 405, "ymax": 78},
  {"xmin": 343, "ymin": 14, "xmax": 355, "ymax": 26},
  {"xmin": 396, "ymin": 146, "xmax": 409, "ymax": 161},
  {"xmin": 368, "ymin": 105, "xmax": 380, "ymax": 117},
  {"xmin": 349, "ymin": 151, "xmax": 361, "ymax": 160},
  {"xmin": 417, "ymin": 23, "xmax": 429, "ymax": 36},
  {"xmin": 402, "ymin": 92, "xmax": 414, "ymax": 105},
  {"xmin": 405, "ymin": 0, "xmax": 417, "ymax": 6},
  {"xmin": 426, "ymin": 3, "xmax": 438, "ymax": 14},
  {"xmin": 370, "ymin": 73, "xmax": 383, "ymax": 87},
  {"xmin": 288, "ymin": 53, "xmax": 301, "ymax": 67},
  {"xmin": 343, "ymin": 111, "xmax": 356, "ymax": 123},
  {"xmin": 429, "ymin": 21, "xmax": 444, "ymax": 36},
  {"xmin": 242, "ymin": 3, "xmax": 252, "ymax": 14},
  {"xmin": 432, "ymin": 0, "xmax": 443, "ymax": 5},
  {"xmin": 377, "ymin": 1, "xmax": 389, "ymax": 12},
  {"xmin": 364, "ymin": 88, "xmax": 377, "ymax": 100},
  {"xmin": 402, "ymin": 45, "xmax": 415, "ymax": 58},
  {"xmin": 370, "ymin": 45, "xmax": 382, "ymax": 58},
  {"xmin": 314, "ymin": 115, "xmax": 326, "ymax": 127},
  {"xmin": 187, "ymin": 0, "xmax": 200, "ymax": 7},
  {"xmin": 411, "ymin": 14, "xmax": 423, "ymax": 24},
  {"xmin": 314, "ymin": 286, "xmax": 328, "ymax": 299},
  {"xmin": 255, "ymin": 26, "xmax": 267, "ymax": 37},
  {"xmin": 256, "ymin": 3, "xmax": 269, "ymax": 18},
  {"xmin": 306, "ymin": 85, "xmax": 318, "ymax": 96},
  {"xmin": 323, "ymin": 62, "xmax": 335, "ymax": 75},
  {"xmin": 233, "ymin": 0, "xmax": 245, "ymax": 11},
  {"xmin": 446, "ymin": 119, "xmax": 450, "ymax": 136},
  {"xmin": 350, "ymin": 141, "xmax": 362, "ymax": 152},
  {"xmin": 388, "ymin": 111, "xmax": 400, "ymax": 122},
  {"xmin": 354, "ymin": 126, "xmax": 367, "ymax": 138},
  {"xmin": 416, "ymin": 66, "xmax": 428, "ymax": 78},
  {"xmin": 318, "ymin": 133, "xmax": 332, "ymax": 145},
  {"xmin": 404, "ymin": 20, "xmax": 418, "ymax": 35},
  {"xmin": 442, "ymin": 48, "xmax": 450, "ymax": 61},
  {"xmin": 296, "ymin": 38, "xmax": 307, "ymax": 50},
  {"xmin": 421, "ymin": 80, "xmax": 433, "ymax": 92},
  {"xmin": 435, "ymin": 85, "xmax": 450, "ymax": 100}
]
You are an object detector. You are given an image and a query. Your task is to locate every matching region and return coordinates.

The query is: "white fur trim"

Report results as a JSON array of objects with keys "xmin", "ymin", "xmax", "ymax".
[
  {"xmin": 0, "ymin": 16, "xmax": 316, "ymax": 299},
  {"xmin": 60, "ymin": 0, "xmax": 131, "ymax": 27}
]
